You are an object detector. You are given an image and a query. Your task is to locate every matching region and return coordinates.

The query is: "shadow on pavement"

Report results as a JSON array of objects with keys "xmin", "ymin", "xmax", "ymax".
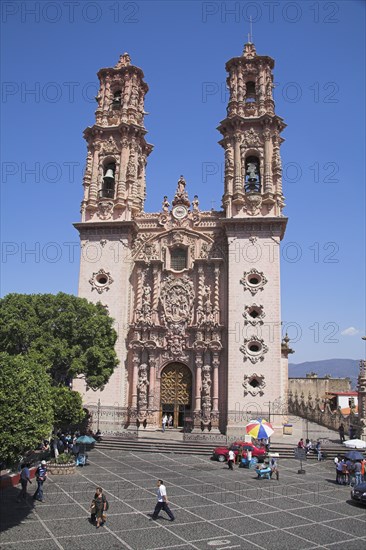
[{"xmin": 0, "ymin": 485, "xmax": 35, "ymax": 533}]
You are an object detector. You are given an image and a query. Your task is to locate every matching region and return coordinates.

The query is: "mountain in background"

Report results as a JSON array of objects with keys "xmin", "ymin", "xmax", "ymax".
[{"xmin": 289, "ymin": 359, "xmax": 360, "ymax": 388}]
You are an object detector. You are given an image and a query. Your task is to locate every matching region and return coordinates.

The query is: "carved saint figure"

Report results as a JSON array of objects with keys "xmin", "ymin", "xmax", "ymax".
[
  {"xmin": 177, "ymin": 175, "xmax": 186, "ymax": 195},
  {"xmin": 192, "ymin": 195, "xmax": 199, "ymax": 212},
  {"xmin": 126, "ymin": 149, "xmax": 136, "ymax": 179},
  {"xmin": 201, "ymin": 366, "xmax": 212, "ymax": 397},
  {"xmin": 137, "ymin": 363, "xmax": 149, "ymax": 407},
  {"xmin": 162, "ymin": 196, "xmax": 170, "ymax": 212}
]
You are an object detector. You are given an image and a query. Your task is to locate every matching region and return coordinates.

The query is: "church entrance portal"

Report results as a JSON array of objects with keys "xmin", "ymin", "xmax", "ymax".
[{"xmin": 160, "ymin": 363, "xmax": 192, "ymax": 428}]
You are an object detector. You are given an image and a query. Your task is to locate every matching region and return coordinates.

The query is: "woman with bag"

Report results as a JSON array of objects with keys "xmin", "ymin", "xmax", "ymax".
[{"xmin": 90, "ymin": 487, "xmax": 108, "ymax": 528}]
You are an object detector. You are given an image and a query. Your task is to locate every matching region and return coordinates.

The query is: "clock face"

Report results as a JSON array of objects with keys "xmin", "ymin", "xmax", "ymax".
[{"xmin": 172, "ymin": 205, "xmax": 188, "ymax": 219}]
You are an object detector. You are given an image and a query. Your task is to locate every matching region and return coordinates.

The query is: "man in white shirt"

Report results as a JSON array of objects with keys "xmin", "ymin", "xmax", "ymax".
[
  {"xmin": 228, "ymin": 449, "xmax": 235, "ymax": 470},
  {"xmin": 162, "ymin": 415, "xmax": 168, "ymax": 432},
  {"xmin": 150, "ymin": 479, "xmax": 175, "ymax": 521}
]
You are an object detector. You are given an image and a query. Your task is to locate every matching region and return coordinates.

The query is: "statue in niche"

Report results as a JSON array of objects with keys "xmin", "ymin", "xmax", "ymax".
[
  {"xmin": 225, "ymin": 148, "xmax": 234, "ymax": 171},
  {"xmin": 137, "ymin": 363, "xmax": 149, "ymax": 407},
  {"xmin": 130, "ymin": 84, "xmax": 139, "ymax": 108},
  {"xmin": 141, "ymin": 285, "xmax": 152, "ymax": 321},
  {"xmin": 126, "ymin": 150, "xmax": 136, "ymax": 179},
  {"xmin": 202, "ymin": 366, "xmax": 212, "ymax": 397}
]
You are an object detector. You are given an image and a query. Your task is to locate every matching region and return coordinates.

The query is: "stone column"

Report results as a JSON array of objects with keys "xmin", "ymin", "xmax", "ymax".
[
  {"xmin": 263, "ymin": 128, "xmax": 273, "ymax": 193},
  {"xmin": 117, "ymin": 136, "xmax": 128, "ymax": 203},
  {"xmin": 89, "ymin": 145, "xmax": 100, "ymax": 204},
  {"xmin": 193, "ymin": 354, "xmax": 203, "ymax": 430},
  {"xmin": 213, "ymin": 264, "xmax": 220, "ymax": 325},
  {"xmin": 233, "ymin": 134, "xmax": 243, "ymax": 195},
  {"xmin": 152, "ymin": 263, "xmax": 160, "ymax": 324},
  {"xmin": 131, "ymin": 351, "xmax": 139, "ymax": 408},
  {"xmin": 148, "ymin": 354, "xmax": 156, "ymax": 411},
  {"xmin": 134, "ymin": 264, "xmax": 143, "ymax": 323},
  {"xmin": 212, "ymin": 353, "xmax": 219, "ymax": 413}
]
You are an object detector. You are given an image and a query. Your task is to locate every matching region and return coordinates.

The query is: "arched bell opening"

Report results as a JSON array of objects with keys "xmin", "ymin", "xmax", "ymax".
[
  {"xmin": 100, "ymin": 159, "xmax": 116, "ymax": 199},
  {"xmin": 111, "ymin": 89, "xmax": 122, "ymax": 109},
  {"xmin": 244, "ymin": 155, "xmax": 261, "ymax": 193},
  {"xmin": 245, "ymin": 81, "xmax": 256, "ymax": 103}
]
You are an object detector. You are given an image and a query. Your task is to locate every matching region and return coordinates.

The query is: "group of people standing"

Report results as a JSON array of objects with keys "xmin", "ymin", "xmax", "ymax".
[{"xmin": 335, "ymin": 455, "xmax": 365, "ymax": 485}]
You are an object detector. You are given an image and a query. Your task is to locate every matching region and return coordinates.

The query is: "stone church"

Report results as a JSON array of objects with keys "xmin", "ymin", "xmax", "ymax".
[{"xmin": 73, "ymin": 41, "xmax": 291, "ymax": 436}]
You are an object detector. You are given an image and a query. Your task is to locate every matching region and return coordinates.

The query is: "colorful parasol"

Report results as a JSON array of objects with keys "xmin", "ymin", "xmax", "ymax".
[{"xmin": 246, "ymin": 419, "xmax": 274, "ymax": 439}]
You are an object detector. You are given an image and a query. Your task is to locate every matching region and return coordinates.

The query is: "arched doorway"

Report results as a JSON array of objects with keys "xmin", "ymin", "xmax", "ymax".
[{"xmin": 160, "ymin": 363, "xmax": 192, "ymax": 428}]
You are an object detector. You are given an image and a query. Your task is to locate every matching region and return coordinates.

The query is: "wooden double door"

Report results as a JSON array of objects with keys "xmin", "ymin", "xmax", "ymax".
[{"xmin": 160, "ymin": 363, "xmax": 192, "ymax": 428}]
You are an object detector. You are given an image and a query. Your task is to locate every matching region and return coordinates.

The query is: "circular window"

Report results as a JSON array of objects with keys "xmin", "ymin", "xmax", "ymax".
[
  {"xmin": 96, "ymin": 274, "xmax": 108, "ymax": 286},
  {"xmin": 248, "ymin": 275, "xmax": 261, "ymax": 286},
  {"xmin": 247, "ymin": 340, "xmax": 262, "ymax": 354}
]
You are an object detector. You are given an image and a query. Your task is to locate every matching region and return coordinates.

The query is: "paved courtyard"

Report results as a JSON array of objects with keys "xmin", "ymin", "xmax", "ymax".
[{"xmin": 1, "ymin": 448, "xmax": 365, "ymax": 549}]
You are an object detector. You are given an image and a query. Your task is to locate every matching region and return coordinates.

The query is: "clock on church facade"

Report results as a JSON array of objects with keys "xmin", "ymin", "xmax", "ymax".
[{"xmin": 73, "ymin": 43, "xmax": 290, "ymax": 436}]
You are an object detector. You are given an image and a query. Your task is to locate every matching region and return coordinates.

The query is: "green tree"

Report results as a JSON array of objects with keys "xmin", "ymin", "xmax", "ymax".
[
  {"xmin": 51, "ymin": 387, "xmax": 86, "ymax": 431},
  {"xmin": 0, "ymin": 293, "xmax": 118, "ymax": 389},
  {"xmin": 0, "ymin": 353, "xmax": 54, "ymax": 467}
]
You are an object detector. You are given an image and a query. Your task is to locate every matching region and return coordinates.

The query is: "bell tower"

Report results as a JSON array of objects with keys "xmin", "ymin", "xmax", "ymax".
[
  {"xmin": 218, "ymin": 42, "xmax": 285, "ymax": 218},
  {"xmin": 220, "ymin": 42, "xmax": 288, "ymax": 434},
  {"xmin": 81, "ymin": 53, "xmax": 153, "ymax": 222}
]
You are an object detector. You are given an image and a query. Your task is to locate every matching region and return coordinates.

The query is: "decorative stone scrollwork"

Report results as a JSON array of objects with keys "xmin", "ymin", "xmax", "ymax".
[
  {"xmin": 240, "ymin": 336, "xmax": 268, "ymax": 364},
  {"xmin": 240, "ymin": 269, "xmax": 268, "ymax": 295},
  {"xmin": 242, "ymin": 128, "xmax": 262, "ymax": 148},
  {"xmin": 244, "ymin": 193, "xmax": 263, "ymax": 216},
  {"xmin": 89, "ymin": 269, "xmax": 114, "ymax": 294},
  {"xmin": 243, "ymin": 373, "xmax": 266, "ymax": 396},
  {"xmin": 96, "ymin": 201, "xmax": 114, "ymax": 220},
  {"xmin": 100, "ymin": 135, "xmax": 119, "ymax": 154}
]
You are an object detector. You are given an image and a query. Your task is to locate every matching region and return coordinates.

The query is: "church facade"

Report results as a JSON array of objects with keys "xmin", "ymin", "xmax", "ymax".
[{"xmin": 73, "ymin": 42, "xmax": 290, "ymax": 435}]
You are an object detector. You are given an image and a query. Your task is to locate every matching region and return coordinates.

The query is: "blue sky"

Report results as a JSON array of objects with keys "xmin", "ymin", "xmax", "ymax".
[{"xmin": 1, "ymin": 0, "xmax": 365, "ymax": 363}]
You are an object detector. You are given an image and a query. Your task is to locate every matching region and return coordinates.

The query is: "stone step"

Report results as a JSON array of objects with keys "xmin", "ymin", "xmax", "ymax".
[{"xmin": 96, "ymin": 438, "xmax": 352, "ymax": 460}]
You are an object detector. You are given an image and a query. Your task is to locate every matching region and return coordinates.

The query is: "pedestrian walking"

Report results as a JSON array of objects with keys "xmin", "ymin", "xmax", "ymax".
[
  {"xmin": 162, "ymin": 414, "xmax": 168, "ymax": 432},
  {"xmin": 338, "ymin": 423, "xmax": 345, "ymax": 443},
  {"xmin": 315, "ymin": 441, "xmax": 322, "ymax": 461},
  {"xmin": 168, "ymin": 414, "xmax": 173, "ymax": 428},
  {"xmin": 90, "ymin": 487, "xmax": 108, "ymax": 528},
  {"xmin": 227, "ymin": 449, "xmax": 235, "ymax": 470},
  {"xmin": 17, "ymin": 463, "xmax": 32, "ymax": 502},
  {"xmin": 33, "ymin": 460, "xmax": 47, "ymax": 502},
  {"xmin": 150, "ymin": 479, "xmax": 175, "ymax": 521}
]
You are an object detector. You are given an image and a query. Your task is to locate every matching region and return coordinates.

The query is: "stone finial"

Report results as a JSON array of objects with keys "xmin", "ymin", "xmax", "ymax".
[
  {"xmin": 281, "ymin": 333, "xmax": 294, "ymax": 357},
  {"xmin": 242, "ymin": 42, "xmax": 257, "ymax": 59},
  {"xmin": 115, "ymin": 52, "xmax": 131, "ymax": 68}
]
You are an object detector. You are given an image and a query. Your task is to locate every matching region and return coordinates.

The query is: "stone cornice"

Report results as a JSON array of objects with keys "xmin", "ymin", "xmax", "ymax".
[
  {"xmin": 217, "ymin": 114, "xmax": 286, "ymax": 138},
  {"xmin": 226, "ymin": 54, "xmax": 275, "ymax": 72},
  {"xmin": 74, "ymin": 220, "xmax": 137, "ymax": 236},
  {"xmin": 222, "ymin": 217, "xmax": 288, "ymax": 239}
]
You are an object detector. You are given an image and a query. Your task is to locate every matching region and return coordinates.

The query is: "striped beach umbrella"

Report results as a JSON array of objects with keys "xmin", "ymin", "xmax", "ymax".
[{"xmin": 246, "ymin": 419, "xmax": 274, "ymax": 439}]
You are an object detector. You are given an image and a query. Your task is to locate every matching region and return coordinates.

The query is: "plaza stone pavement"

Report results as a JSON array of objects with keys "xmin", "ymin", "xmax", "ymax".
[{"xmin": 1, "ymin": 449, "xmax": 366, "ymax": 550}]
